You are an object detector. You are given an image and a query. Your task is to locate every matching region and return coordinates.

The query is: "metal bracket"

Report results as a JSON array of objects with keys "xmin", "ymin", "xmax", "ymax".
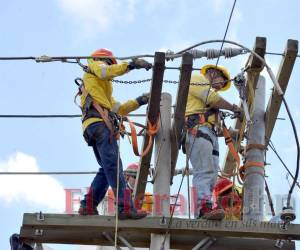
[
  {"xmin": 36, "ymin": 211, "xmax": 44, "ymax": 221},
  {"xmin": 160, "ymin": 216, "xmax": 167, "ymax": 226},
  {"xmin": 275, "ymin": 239, "xmax": 285, "ymax": 249}
]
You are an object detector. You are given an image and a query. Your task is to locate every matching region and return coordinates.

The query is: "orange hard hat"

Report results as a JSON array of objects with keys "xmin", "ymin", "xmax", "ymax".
[
  {"xmin": 91, "ymin": 48, "xmax": 117, "ymax": 64},
  {"xmin": 124, "ymin": 163, "xmax": 139, "ymax": 177},
  {"xmin": 213, "ymin": 178, "xmax": 233, "ymax": 197}
]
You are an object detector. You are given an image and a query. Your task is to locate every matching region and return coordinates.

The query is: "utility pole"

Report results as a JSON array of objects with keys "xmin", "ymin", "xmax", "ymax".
[
  {"xmin": 150, "ymin": 93, "xmax": 172, "ymax": 250},
  {"xmin": 243, "ymin": 76, "xmax": 266, "ymax": 221}
]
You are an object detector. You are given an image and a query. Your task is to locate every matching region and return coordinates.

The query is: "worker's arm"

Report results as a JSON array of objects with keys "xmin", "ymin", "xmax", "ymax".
[
  {"xmin": 189, "ymin": 85, "xmax": 239, "ymax": 112},
  {"xmin": 88, "ymin": 61, "xmax": 129, "ymax": 80},
  {"xmin": 112, "ymin": 93, "xmax": 149, "ymax": 116},
  {"xmin": 210, "ymin": 97, "xmax": 235, "ymax": 111},
  {"xmin": 112, "ymin": 98, "xmax": 140, "ymax": 116}
]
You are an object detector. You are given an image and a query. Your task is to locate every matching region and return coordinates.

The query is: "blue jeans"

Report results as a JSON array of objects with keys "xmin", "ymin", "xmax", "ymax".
[
  {"xmin": 81, "ymin": 122, "xmax": 129, "ymax": 211},
  {"xmin": 186, "ymin": 126, "xmax": 219, "ymax": 217}
]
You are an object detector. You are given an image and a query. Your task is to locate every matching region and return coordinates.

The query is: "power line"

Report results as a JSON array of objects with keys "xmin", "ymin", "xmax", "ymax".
[
  {"xmin": 215, "ymin": 0, "xmax": 237, "ymax": 66},
  {"xmin": 266, "ymin": 52, "xmax": 300, "ymax": 57},
  {"xmin": 1, "ymin": 52, "xmax": 299, "ymax": 62},
  {"xmin": 0, "ymin": 114, "xmax": 146, "ymax": 118},
  {"xmin": 0, "ymin": 171, "xmax": 97, "ymax": 175},
  {"xmin": 268, "ymin": 140, "xmax": 300, "ymax": 190},
  {"xmin": 204, "ymin": 0, "xmax": 237, "ymax": 110}
]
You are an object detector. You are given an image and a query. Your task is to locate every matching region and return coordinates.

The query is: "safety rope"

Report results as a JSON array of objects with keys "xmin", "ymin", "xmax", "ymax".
[
  {"xmin": 114, "ymin": 118, "xmax": 122, "ymax": 249},
  {"xmin": 186, "ymin": 153, "xmax": 191, "ymax": 219},
  {"xmin": 160, "ymin": 126, "xmax": 198, "ymax": 250}
]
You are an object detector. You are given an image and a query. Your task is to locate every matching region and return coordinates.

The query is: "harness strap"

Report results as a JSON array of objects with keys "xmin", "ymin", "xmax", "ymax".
[
  {"xmin": 245, "ymin": 143, "xmax": 266, "ymax": 152},
  {"xmin": 239, "ymin": 161, "xmax": 265, "ymax": 180},
  {"xmin": 127, "ymin": 117, "xmax": 160, "ymax": 157},
  {"xmin": 223, "ymin": 125, "xmax": 240, "ymax": 168},
  {"xmin": 189, "ymin": 128, "xmax": 214, "ymax": 145},
  {"xmin": 80, "ymin": 85, "xmax": 115, "ymax": 142}
]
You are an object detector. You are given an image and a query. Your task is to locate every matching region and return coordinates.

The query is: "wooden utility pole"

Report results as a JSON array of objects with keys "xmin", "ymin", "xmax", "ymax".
[
  {"xmin": 170, "ymin": 52, "xmax": 193, "ymax": 183},
  {"xmin": 223, "ymin": 37, "xmax": 266, "ymax": 176},
  {"xmin": 150, "ymin": 93, "xmax": 172, "ymax": 250},
  {"xmin": 265, "ymin": 39, "xmax": 298, "ymax": 145},
  {"xmin": 134, "ymin": 52, "xmax": 165, "ymax": 207},
  {"xmin": 243, "ymin": 76, "xmax": 266, "ymax": 221}
]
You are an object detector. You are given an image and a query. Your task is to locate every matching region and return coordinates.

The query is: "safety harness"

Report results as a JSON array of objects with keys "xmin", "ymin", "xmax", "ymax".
[
  {"xmin": 184, "ymin": 110, "xmax": 220, "ymax": 156},
  {"xmin": 74, "ymin": 77, "xmax": 159, "ymax": 156}
]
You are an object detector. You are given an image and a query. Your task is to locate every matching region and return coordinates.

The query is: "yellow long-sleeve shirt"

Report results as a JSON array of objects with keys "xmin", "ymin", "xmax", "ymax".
[
  {"xmin": 185, "ymin": 74, "xmax": 221, "ymax": 126},
  {"xmin": 81, "ymin": 60, "xmax": 140, "ymax": 131}
]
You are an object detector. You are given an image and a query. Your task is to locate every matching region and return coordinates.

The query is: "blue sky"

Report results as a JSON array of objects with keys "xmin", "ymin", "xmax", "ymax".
[{"xmin": 0, "ymin": 0, "xmax": 299, "ymax": 249}]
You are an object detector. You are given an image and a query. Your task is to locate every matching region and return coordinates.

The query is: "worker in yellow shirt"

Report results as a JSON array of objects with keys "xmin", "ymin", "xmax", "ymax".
[
  {"xmin": 78, "ymin": 48, "xmax": 151, "ymax": 220},
  {"xmin": 185, "ymin": 65, "xmax": 241, "ymax": 220}
]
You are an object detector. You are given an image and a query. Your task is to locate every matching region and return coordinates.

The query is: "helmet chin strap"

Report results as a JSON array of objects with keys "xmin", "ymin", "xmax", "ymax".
[{"xmin": 127, "ymin": 181, "xmax": 135, "ymax": 191}]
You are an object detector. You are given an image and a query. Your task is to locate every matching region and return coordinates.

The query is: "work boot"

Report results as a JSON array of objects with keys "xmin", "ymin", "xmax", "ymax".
[
  {"xmin": 118, "ymin": 207, "xmax": 147, "ymax": 220},
  {"xmin": 78, "ymin": 200, "xmax": 99, "ymax": 215},
  {"xmin": 198, "ymin": 202, "xmax": 225, "ymax": 220}
]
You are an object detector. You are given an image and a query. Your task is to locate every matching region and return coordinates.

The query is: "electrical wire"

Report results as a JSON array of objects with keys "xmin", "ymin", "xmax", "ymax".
[
  {"xmin": 281, "ymin": 98, "xmax": 300, "ymax": 208},
  {"xmin": 0, "ymin": 54, "xmax": 155, "ymax": 61},
  {"xmin": 0, "ymin": 52, "xmax": 299, "ymax": 62},
  {"xmin": 160, "ymin": 133, "xmax": 197, "ymax": 250},
  {"xmin": 269, "ymin": 140, "xmax": 300, "ymax": 190},
  {"xmin": 0, "ymin": 114, "xmax": 146, "ymax": 118},
  {"xmin": 0, "ymin": 171, "xmax": 97, "ymax": 175},
  {"xmin": 204, "ymin": 0, "xmax": 237, "ymax": 105}
]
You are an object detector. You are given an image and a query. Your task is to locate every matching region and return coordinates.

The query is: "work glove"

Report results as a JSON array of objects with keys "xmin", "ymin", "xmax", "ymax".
[
  {"xmin": 232, "ymin": 104, "xmax": 244, "ymax": 121},
  {"xmin": 129, "ymin": 58, "xmax": 152, "ymax": 70},
  {"xmin": 136, "ymin": 92, "xmax": 150, "ymax": 106}
]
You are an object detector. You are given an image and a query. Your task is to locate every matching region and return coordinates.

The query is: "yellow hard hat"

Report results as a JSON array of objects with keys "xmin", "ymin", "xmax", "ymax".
[{"xmin": 201, "ymin": 64, "xmax": 231, "ymax": 91}]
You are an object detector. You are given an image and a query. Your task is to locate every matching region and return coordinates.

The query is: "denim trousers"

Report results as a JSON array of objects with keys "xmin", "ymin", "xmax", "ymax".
[
  {"xmin": 81, "ymin": 122, "xmax": 130, "ymax": 211},
  {"xmin": 186, "ymin": 126, "xmax": 219, "ymax": 217}
]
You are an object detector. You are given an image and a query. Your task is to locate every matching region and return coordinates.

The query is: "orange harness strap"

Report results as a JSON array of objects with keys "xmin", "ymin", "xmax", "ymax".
[
  {"xmin": 127, "ymin": 117, "xmax": 160, "ymax": 157},
  {"xmin": 245, "ymin": 143, "xmax": 266, "ymax": 153},
  {"xmin": 239, "ymin": 161, "xmax": 265, "ymax": 180},
  {"xmin": 80, "ymin": 85, "xmax": 115, "ymax": 141},
  {"xmin": 223, "ymin": 125, "xmax": 241, "ymax": 168}
]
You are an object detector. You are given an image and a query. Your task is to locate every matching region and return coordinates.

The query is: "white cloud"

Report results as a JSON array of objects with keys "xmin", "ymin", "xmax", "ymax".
[
  {"xmin": 56, "ymin": 0, "xmax": 137, "ymax": 36},
  {"xmin": 0, "ymin": 152, "xmax": 65, "ymax": 212}
]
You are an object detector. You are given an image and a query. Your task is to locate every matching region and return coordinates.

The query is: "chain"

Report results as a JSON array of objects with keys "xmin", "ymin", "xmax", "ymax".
[
  {"xmin": 112, "ymin": 78, "xmax": 211, "ymax": 86},
  {"xmin": 112, "ymin": 78, "xmax": 152, "ymax": 84}
]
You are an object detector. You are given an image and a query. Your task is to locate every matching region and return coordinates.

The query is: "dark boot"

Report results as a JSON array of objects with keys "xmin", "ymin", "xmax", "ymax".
[
  {"xmin": 198, "ymin": 202, "xmax": 225, "ymax": 220},
  {"xmin": 78, "ymin": 200, "xmax": 99, "ymax": 215},
  {"xmin": 118, "ymin": 200, "xmax": 147, "ymax": 220},
  {"xmin": 118, "ymin": 207, "xmax": 147, "ymax": 220}
]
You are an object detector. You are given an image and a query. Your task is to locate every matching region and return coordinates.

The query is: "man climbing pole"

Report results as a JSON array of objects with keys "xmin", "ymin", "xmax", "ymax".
[
  {"xmin": 185, "ymin": 65, "xmax": 242, "ymax": 220},
  {"xmin": 78, "ymin": 48, "xmax": 152, "ymax": 219}
]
